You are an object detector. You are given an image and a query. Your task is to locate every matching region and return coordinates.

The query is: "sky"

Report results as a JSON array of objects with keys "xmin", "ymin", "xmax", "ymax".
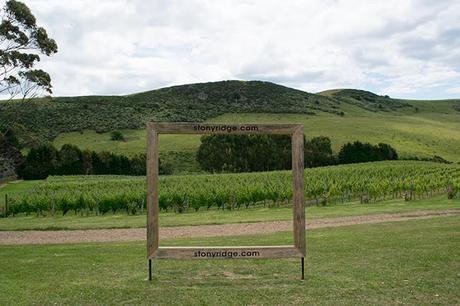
[{"xmin": 19, "ymin": 0, "xmax": 460, "ymax": 99}]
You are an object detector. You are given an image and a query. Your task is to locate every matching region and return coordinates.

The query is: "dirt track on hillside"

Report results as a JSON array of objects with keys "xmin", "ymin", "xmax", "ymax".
[{"xmin": 0, "ymin": 209, "xmax": 459, "ymax": 245}]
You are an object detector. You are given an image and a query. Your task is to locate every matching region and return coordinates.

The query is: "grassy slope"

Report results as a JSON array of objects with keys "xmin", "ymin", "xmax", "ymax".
[
  {"xmin": 213, "ymin": 102, "xmax": 460, "ymax": 162},
  {"xmin": 1, "ymin": 217, "xmax": 459, "ymax": 305},
  {"xmin": 54, "ymin": 101, "xmax": 460, "ymax": 163},
  {"xmin": 0, "ymin": 196, "xmax": 458, "ymax": 231}
]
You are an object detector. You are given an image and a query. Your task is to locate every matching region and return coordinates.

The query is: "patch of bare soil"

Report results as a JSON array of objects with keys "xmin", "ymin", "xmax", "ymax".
[{"xmin": 0, "ymin": 209, "xmax": 458, "ymax": 245}]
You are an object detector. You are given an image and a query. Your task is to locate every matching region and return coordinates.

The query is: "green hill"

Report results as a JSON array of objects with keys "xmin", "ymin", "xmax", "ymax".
[
  {"xmin": 1, "ymin": 81, "xmax": 424, "ymax": 140},
  {"xmin": 0, "ymin": 80, "xmax": 344, "ymax": 140},
  {"xmin": 2, "ymin": 80, "xmax": 460, "ymax": 172}
]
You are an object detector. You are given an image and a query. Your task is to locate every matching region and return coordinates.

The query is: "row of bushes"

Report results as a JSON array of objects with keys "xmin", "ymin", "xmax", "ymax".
[{"xmin": 196, "ymin": 135, "xmax": 398, "ymax": 173}]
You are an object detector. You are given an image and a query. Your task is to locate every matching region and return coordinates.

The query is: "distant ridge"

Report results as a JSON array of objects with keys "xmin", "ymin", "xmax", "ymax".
[{"xmin": 318, "ymin": 88, "xmax": 412, "ymax": 112}]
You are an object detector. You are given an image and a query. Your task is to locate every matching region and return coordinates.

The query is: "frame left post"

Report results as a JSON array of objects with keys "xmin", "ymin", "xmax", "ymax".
[{"xmin": 147, "ymin": 124, "xmax": 160, "ymax": 280}]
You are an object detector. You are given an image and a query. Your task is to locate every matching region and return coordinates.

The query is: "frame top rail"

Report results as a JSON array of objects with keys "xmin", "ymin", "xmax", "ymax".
[{"xmin": 147, "ymin": 122, "xmax": 302, "ymax": 135}]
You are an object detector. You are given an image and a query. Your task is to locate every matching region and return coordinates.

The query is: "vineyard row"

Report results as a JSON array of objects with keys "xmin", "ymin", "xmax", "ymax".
[{"xmin": 2, "ymin": 161, "xmax": 460, "ymax": 216}]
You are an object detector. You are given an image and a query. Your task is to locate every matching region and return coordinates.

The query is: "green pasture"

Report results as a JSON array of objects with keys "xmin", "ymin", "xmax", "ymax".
[
  {"xmin": 213, "ymin": 103, "xmax": 460, "ymax": 162},
  {"xmin": 53, "ymin": 103, "xmax": 460, "ymax": 164},
  {"xmin": 54, "ymin": 130, "xmax": 202, "ymax": 156}
]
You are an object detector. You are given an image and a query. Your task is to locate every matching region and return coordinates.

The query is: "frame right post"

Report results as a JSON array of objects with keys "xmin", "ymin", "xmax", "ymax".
[{"xmin": 292, "ymin": 126, "xmax": 306, "ymax": 279}]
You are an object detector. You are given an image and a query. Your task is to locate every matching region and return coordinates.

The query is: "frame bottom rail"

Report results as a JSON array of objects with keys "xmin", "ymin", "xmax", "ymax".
[{"xmin": 150, "ymin": 245, "xmax": 303, "ymax": 260}]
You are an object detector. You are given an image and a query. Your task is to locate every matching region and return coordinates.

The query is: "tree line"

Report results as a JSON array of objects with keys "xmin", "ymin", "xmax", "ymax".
[
  {"xmin": 18, "ymin": 144, "xmax": 173, "ymax": 179},
  {"xmin": 3, "ymin": 127, "xmax": 398, "ymax": 179},
  {"xmin": 196, "ymin": 135, "xmax": 398, "ymax": 173}
]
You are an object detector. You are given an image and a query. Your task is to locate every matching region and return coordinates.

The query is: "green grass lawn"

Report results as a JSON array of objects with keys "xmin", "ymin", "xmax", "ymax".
[
  {"xmin": 53, "ymin": 103, "xmax": 460, "ymax": 164},
  {"xmin": 1, "ymin": 196, "xmax": 458, "ymax": 231},
  {"xmin": 0, "ymin": 216, "xmax": 458, "ymax": 305}
]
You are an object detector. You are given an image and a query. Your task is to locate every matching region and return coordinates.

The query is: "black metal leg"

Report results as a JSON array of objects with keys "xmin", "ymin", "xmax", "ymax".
[
  {"xmin": 301, "ymin": 257, "xmax": 304, "ymax": 280},
  {"xmin": 148, "ymin": 259, "xmax": 152, "ymax": 281}
]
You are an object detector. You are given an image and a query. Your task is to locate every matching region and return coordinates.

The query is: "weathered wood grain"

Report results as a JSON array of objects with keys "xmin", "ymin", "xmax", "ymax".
[
  {"xmin": 292, "ymin": 126, "xmax": 306, "ymax": 256},
  {"xmin": 148, "ymin": 122, "xmax": 301, "ymax": 135}
]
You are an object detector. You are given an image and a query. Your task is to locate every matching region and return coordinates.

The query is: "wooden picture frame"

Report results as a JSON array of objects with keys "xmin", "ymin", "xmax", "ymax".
[{"xmin": 146, "ymin": 122, "xmax": 306, "ymax": 279}]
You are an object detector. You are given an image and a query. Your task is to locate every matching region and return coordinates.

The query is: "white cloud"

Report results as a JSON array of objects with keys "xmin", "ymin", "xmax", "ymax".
[
  {"xmin": 445, "ymin": 87, "xmax": 460, "ymax": 94},
  {"xmin": 18, "ymin": 0, "xmax": 460, "ymax": 99}
]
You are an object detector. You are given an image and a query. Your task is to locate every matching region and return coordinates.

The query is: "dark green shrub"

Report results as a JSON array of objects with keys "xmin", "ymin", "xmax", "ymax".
[
  {"xmin": 338, "ymin": 141, "xmax": 398, "ymax": 164},
  {"xmin": 18, "ymin": 144, "xmax": 58, "ymax": 179},
  {"xmin": 110, "ymin": 130, "xmax": 125, "ymax": 141}
]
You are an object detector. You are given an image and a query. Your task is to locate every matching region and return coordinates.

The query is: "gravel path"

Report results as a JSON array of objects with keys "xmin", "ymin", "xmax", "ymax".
[{"xmin": 0, "ymin": 209, "xmax": 458, "ymax": 245}]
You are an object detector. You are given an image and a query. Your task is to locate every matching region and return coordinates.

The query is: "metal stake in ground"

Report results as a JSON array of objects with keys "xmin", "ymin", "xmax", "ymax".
[
  {"xmin": 301, "ymin": 257, "xmax": 305, "ymax": 280},
  {"xmin": 148, "ymin": 259, "xmax": 152, "ymax": 281}
]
